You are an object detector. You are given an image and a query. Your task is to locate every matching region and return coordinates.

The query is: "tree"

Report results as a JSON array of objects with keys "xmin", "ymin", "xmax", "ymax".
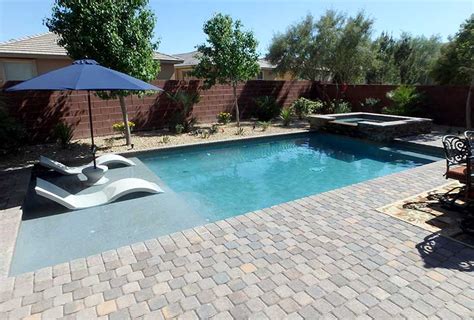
[
  {"xmin": 45, "ymin": 0, "xmax": 160, "ymax": 147},
  {"xmin": 432, "ymin": 15, "xmax": 474, "ymax": 128},
  {"xmin": 267, "ymin": 10, "xmax": 373, "ymax": 83},
  {"xmin": 193, "ymin": 13, "xmax": 259, "ymax": 127},
  {"xmin": 366, "ymin": 32, "xmax": 399, "ymax": 84},
  {"xmin": 393, "ymin": 33, "xmax": 441, "ymax": 84}
]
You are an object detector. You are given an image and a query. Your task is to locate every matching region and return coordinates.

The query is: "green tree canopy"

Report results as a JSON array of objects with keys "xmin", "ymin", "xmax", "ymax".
[
  {"xmin": 45, "ymin": 0, "xmax": 160, "ymax": 146},
  {"xmin": 431, "ymin": 15, "xmax": 473, "ymax": 85},
  {"xmin": 193, "ymin": 13, "xmax": 259, "ymax": 126},
  {"xmin": 267, "ymin": 10, "xmax": 373, "ymax": 83}
]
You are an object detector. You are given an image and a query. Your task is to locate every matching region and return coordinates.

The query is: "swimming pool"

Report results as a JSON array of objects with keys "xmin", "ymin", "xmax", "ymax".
[
  {"xmin": 139, "ymin": 132, "xmax": 437, "ymax": 222},
  {"xmin": 11, "ymin": 132, "xmax": 439, "ymax": 275}
]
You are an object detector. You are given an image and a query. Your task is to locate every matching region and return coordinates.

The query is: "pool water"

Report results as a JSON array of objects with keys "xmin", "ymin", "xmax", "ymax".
[{"xmin": 139, "ymin": 133, "xmax": 434, "ymax": 222}]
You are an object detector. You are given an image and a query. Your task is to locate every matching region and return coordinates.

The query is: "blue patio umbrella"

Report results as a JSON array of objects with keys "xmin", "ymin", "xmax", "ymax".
[{"xmin": 6, "ymin": 59, "xmax": 163, "ymax": 167}]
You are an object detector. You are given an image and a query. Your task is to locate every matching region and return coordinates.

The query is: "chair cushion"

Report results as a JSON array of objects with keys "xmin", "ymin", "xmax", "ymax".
[{"xmin": 446, "ymin": 166, "xmax": 468, "ymax": 182}]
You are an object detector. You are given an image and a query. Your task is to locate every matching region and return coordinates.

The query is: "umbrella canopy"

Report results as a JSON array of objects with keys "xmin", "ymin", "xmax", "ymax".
[
  {"xmin": 5, "ymin": 59, "xmax": 163, "ymax": 168},
  {"xmin": 6, "ymin": 59, "xmax": 161, "ymax": 91}
]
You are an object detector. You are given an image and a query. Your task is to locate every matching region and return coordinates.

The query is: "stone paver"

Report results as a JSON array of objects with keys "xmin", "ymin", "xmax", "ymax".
[{"xmin": 0, "ymin": 159, "xmax": 473, "ymax": 319}]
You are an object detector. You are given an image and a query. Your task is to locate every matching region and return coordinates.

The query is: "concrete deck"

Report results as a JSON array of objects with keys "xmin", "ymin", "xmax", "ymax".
[{"xmin": 0, "ymin": 136, "xmax": 473, "ymax": 319}]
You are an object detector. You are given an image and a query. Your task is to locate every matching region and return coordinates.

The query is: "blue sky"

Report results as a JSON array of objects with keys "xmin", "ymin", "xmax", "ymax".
[{"xmin": 0, "ymin": 0, "xmax": 472, "ymax": 56}]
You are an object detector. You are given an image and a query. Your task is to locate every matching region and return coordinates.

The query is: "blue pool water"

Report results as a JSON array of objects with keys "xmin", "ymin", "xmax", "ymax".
[
  {"xmin": 139, "ymin": 133, "xmax": 435, "ymax": 222},
  {"xmin": 11, "ymin": 132, "xmax": 437, "ymax": 275}
]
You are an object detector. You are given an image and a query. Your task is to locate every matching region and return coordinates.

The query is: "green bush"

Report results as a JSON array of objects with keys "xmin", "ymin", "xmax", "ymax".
[
  {"xmin": 360, "ymin": 97, "xmax": 381, "ymax": 111},
  {"xmin": 291, "ymin": 97, "xmax": 323, "ymax": 119},
  {"xmin": 280, "ymin": 108, "xmax": 293, "ymax": 126},
  {"xmin": 112, "ymin": 121, "xmax": 136, "ymax": 134},
  {"xmin": 0, "ymin": 103, "xmax": 27, "ymax": 154},
  {"xmin": 54, "ymin": 122, "xmax": 75, "ymax": 149},
  {"xmin": 252, "ymin": 96, "xmax": 282, "ymax": 121},
  {"xmin": 383, "ymin": 85, "xmax": 423, "ymax": 116},
  {"xmin": 217, "ymin": 112, "xmax": 232, "ymax": 124},
  {"xmin": 326, "ymin": 100, "xmax": 352, "ymax": 114}
]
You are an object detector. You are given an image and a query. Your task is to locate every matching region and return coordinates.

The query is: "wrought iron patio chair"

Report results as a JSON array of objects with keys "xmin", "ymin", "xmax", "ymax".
[
  {"xmin": 441, "ymin": 135, "xmax": 473, "ymax": 203},
  {"xmin": 464, "ymin": 130, "xmax": 474, "ymax": 150}
]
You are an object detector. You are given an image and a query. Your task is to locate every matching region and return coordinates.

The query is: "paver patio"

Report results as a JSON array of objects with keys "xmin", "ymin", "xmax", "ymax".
[{"xmin": 0, "ymin": 158, "xmax": 473, "ymax": 319}]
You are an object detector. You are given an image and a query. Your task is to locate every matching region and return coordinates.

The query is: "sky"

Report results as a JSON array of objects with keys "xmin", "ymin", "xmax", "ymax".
[{"xmin": 0, "ymin": 0, "xmax": 472, "ymax": 56}]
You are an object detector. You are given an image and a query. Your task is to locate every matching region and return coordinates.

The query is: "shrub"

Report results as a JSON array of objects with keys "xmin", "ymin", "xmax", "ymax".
[
  {"xmin": 326, "ymin": 100, "xmax": 352, "ymax": 114},
  {"xmin": 360, "ymin": 97, "xmax": 381, "ymax": 111},
  {"xmin": 54, "ymin": 122, "xmax": 75, "ymax": 149},
  {"xmin": 280, "ymin": 108, "xmax": 293, "ymax": 126},
  {"xmin": 210, "ymin": 124, "xmax": 219, "ymax": 134},
  {"xmin": 257, "ymin": 121, "xmax": 271, "ymax": 131},
  {"xmin": 217, "ymin": 112, "xmax": 232, "ymax": 124},
  {"xmin": 175, "ymin": 124, "xmax": 185, "ymax": 134},
  {"xmin": 291, "ymin": 97, "xmax": 323, "ymax": 119},
  {"xmin": 235, "ymin": 127, "xmax": 245, "ymax": 135},
  {"xmin": 0, "ymin": 102, "xmax": 27, "ymax": 154},
  {"xmin": 167, "ymin": 90, "xmax": 200, "ymax": 132},
  {"xmin": 253, "ymin": 96, "xmax": 281, "ymax": 121},
  {"xmin": 113, "ymin": 121, "xmax": 136, "ymax": 135},
  {"xmin": 383, "ymin": 85, "xmax": 423, "ymax": 116}
]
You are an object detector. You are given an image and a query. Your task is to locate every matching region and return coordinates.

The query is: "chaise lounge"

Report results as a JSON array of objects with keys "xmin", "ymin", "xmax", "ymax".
[
  {"xmin": 40, "ymin": 154, "xmax": 135, "ymax": 175},
  {"xmin": 35, "ymin": 178, "xmax": 163, "ymax": 210}
]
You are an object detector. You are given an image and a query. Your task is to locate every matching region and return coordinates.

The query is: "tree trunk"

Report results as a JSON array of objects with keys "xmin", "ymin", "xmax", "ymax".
[
  {"xmin": 466, "ymin": 77, "xmax": 473, "ymax": 129},
  {"xmin": 232, "ymin": 82, "xmax": 240, "ymax": 127},
  {"xmin": 119, "ymin": 95, "xmax": 132, "ymax": 147}
]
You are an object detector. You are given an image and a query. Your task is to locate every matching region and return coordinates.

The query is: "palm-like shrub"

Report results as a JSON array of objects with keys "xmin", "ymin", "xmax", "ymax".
[
  {"xmin": 383, "ymin": 85, "xmax": 423, "ymax": 116},
  {"xmin": 253, "ymin": 96, "xmax": 282, "ymax": 121},
  {"xmin": 0, "ymin": 97, "xmax": 27, "ymax": 154},
  {"xmin": 280, "ymin": 108, "xmax": 293, "ymax": 126},
  {"xmin": 54, "ymin": 122, "xmax": 75, "ymax": 149},
  {"xmin": 167, "ymin": 90, "xmax": 200, "ymax": 132}
]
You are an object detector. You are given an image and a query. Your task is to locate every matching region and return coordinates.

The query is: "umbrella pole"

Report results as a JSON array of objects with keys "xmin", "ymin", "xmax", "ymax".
[{"xmin": 87, "ymin": 90, "xmax": 97, "ymax": 168}]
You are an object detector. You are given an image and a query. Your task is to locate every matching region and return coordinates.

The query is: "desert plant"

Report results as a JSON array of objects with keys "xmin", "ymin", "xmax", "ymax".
[
  {"xmin": 253, "ymin": 96, "xmax": 282, "ymax": 121},
  {"xmin": 257, "ymin": 121, "xmax": 271, "ymax": 131},
  {"xmin": 235, "ymin": 127, "xmax": 245, "ymax": 135},
  {"xmin": 0, "ymin": 100, "xmax": 27, "ymax": 154},
  {"xmin": 54, "ymin": 122, "xmax": 75, "ymax": 149},
  {"xmin": 161, "ymin": 135, "xmax": 170, "ymax": 144},
  {"xmin": 175, "ymin": 124, "xmax": 185, "ymax": 134},
  {"xmin": 217, "ymin": 112, "xmax": 232, "ymax": 124},
  {"xmin": 210, "ymin": 124, "xmax": 219, "ymax": 134},
  {"xmin": 359, "ymin": 97, "xmax": 381, "ymax": 111},
  {"xmin": 113, "ymin": 121, "xmax": 136, "ymax": 135},
  {"xmin": 167, "ymin": 90, "xmax": 199, "ymax": 132},
  {"xmin": 280, "ymin": 108, "xmax": 293, "ymax": 126},
  {"xmin": 291, "ymin": 97, "xmax": 322, "ymax": 119},
  {"xmin": 383, "ymin": 85, "xmax": 423, "ymax": 116}
]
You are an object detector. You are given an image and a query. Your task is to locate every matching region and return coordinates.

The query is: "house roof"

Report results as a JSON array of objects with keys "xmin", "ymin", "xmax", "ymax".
[
  {"xmin": 174, "ymin": 51, "xmax": 276, "ymax": 69},
  {"xmin": 0, "ymin": 32, "xmax": 183, "ymax": 63}
]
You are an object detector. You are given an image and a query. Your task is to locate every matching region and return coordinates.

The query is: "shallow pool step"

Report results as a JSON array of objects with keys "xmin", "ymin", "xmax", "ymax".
[{"xmin": 379, "ymin": 146, "xmax": 442, "ymax": 162}]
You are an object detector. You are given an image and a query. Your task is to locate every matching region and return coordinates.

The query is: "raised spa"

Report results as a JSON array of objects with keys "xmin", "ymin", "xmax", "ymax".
[{"xmin": 308, "ymin": 112, "xmax": 432, "ymax": 141}]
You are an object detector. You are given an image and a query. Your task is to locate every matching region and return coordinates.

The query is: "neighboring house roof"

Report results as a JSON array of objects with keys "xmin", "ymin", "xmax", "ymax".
[
  {"xmin": 0, "ymin": 32, "xmax": 183, "ymax": 63},
  {"xmin": 174, "ymin": 51, "xmax": 276, "ymax": 69}
]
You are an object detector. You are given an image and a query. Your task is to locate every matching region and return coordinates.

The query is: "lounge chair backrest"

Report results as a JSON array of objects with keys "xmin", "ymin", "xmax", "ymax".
[{"xmin": 441, "ymin": 135, "xmax": 470, "ymax": 167}]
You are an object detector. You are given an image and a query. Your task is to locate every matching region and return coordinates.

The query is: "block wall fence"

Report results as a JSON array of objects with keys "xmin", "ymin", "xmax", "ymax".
[{"xmin": 1, "ymin": 80, "xmax": 471, "ymax": 142}]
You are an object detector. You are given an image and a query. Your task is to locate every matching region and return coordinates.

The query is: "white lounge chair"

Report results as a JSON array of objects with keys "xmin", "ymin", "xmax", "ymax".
[
  {"xmin": 39, "ymin": 154, "xmax": 135, "ymax": 175},
  {"xmin": 35, "ymin": 178, "xmax": 163, "ymax": 210}
]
